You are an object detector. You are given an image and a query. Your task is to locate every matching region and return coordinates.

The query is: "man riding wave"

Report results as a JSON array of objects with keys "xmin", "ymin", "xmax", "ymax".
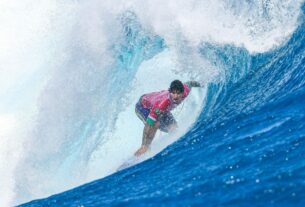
[{"xmin": 134, "ymin": 80, "xmax": 201, "ymax": 156}]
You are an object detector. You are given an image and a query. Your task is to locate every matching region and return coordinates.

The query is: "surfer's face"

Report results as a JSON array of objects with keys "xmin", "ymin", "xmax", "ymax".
[{"xmin": 170, "ymin": 90, "xmax": 183, "ymax": 103}]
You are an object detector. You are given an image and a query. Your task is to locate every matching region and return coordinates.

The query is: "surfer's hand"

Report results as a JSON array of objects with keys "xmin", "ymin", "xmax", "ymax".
[
  {"xmin": 134, "ymin": 145, "xmax": 148, "ymax": 157},
  {"xmin": 186, "ymin": 81, "xmax": 201, "ymax": 88}
]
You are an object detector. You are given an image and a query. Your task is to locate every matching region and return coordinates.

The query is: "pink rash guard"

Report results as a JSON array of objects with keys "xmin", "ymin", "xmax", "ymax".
[{"xmin": 140, "ymin": 83, "xmax": 191, "ymax": 125}]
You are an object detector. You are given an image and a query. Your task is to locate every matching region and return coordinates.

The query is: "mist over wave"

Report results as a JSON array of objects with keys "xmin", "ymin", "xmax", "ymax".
[{"xmin": 0, "ymin": 0, "xmax": 303, "ymax": 206}]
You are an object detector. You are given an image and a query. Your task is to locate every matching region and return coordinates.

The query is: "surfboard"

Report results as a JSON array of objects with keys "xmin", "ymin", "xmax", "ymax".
[{"xmin": 117, "ymin": 156, "xmax": 140, "ymax": 171}]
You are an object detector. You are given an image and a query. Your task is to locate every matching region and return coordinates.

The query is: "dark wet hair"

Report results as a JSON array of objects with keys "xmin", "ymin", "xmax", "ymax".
[{"xmin": 169, "ymin": 80, "xmax": 184, "ymax": 93}]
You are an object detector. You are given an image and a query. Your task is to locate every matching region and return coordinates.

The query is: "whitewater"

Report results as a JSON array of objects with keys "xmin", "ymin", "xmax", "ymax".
[{"xmin": 0, "ymin": 0, "xmax": 304, "ymax": 206}]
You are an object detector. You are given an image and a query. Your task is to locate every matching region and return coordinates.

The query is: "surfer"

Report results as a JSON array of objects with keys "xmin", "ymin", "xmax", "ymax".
[{"xmin": 134, "ymin": 80, "xmax": 201, "ymax": 156}]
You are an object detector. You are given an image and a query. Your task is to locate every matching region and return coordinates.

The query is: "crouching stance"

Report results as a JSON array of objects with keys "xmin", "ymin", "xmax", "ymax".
[{"xmin": 134, "ymin": 80, "xmax": 201, "ymax": 156}]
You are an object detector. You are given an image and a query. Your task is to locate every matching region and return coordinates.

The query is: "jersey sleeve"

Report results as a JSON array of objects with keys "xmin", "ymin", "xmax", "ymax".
[{"xmin": 146, "ymin": 99, "xmax": 171, "ymax": 126}]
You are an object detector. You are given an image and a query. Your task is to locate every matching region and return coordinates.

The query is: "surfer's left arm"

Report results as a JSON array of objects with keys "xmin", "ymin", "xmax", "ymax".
[
  {"xmin": 134, "ymin": 122, "xmax": 160, "ymax": 157},
  {"xmin": 185, "ymin": 81, "xmax": 201, "ymax": 88}
]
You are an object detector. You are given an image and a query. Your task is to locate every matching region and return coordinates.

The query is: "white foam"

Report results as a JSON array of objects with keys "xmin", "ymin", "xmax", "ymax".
[
  {"xmin": 132, "ymin": 0, "xmax": 303, "ymax": 52},
  {"xmin": 0, "ymin": 114, "xmax": 24, "ymax": 207}
]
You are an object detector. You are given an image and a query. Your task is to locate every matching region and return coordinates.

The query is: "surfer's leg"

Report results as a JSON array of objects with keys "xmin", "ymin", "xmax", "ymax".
[
  {"xmin": 159, "ymin": 112, "xmax": 177, "ymax": 133},
  {"xmin": 135, "ymin": 99, "xmax": 150, "ymax": 124}
]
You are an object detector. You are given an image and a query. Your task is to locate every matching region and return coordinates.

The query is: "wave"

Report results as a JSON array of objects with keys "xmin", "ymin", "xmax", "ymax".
[{"xmin": 0, "ymin": 0, "xmax": 304, "ymax": 206}]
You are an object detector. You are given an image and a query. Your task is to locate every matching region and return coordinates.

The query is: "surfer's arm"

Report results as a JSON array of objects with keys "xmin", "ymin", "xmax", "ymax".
[
  {"xmin": 135, "ymin": 122, "xmax": 159, "ymax": 156},
  {"xmin": 186, "ymin": 81, "xmax": 201, "ymax": 88},
  {"xmin": 135, "ymin": 102, "xmax": 165, "ymax": 156},
  {"xmin": 142, "ymin": 122, "xmax": 159, "ymax": 146}
]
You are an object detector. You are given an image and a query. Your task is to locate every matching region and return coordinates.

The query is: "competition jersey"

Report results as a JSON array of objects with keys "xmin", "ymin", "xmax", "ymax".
[{"xmin": 141, "ymin": 83, "xmax": 191, "ymax": 125}]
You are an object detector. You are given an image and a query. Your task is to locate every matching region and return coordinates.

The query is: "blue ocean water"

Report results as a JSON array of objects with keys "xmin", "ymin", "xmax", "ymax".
[{"xmin": 19, "ymin": 3, "xmax": 305, "ymax": 207}]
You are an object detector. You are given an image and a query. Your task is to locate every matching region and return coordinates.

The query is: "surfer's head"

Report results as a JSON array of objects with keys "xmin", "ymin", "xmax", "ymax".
[
  {"xmin": 169, "ymin": 80, "xmax": 184, "ymax": 103},
  {"xmin": 169, "ymin": 80, "xmax": 184, "ymax": 93}
]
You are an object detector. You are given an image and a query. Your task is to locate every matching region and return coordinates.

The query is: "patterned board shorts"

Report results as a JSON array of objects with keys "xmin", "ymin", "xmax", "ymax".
[{"xmin": 135, "ymin": 98, "xmax": 176, "ymax": 133}]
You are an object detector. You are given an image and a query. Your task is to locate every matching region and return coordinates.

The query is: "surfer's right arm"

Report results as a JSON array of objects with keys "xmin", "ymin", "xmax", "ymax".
[
  {"xmin": 134, "ymin": 121, "xmax": 160, "ymax": 157},
  {"xmin": 135, "ymin": 100, "xmax": 167, "ymax": 156}
]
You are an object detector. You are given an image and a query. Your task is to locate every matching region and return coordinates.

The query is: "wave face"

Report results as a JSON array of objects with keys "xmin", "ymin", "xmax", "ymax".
[{"xmin": 1, "ymin": 0, "xmax": 304, "ymax": 206}]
